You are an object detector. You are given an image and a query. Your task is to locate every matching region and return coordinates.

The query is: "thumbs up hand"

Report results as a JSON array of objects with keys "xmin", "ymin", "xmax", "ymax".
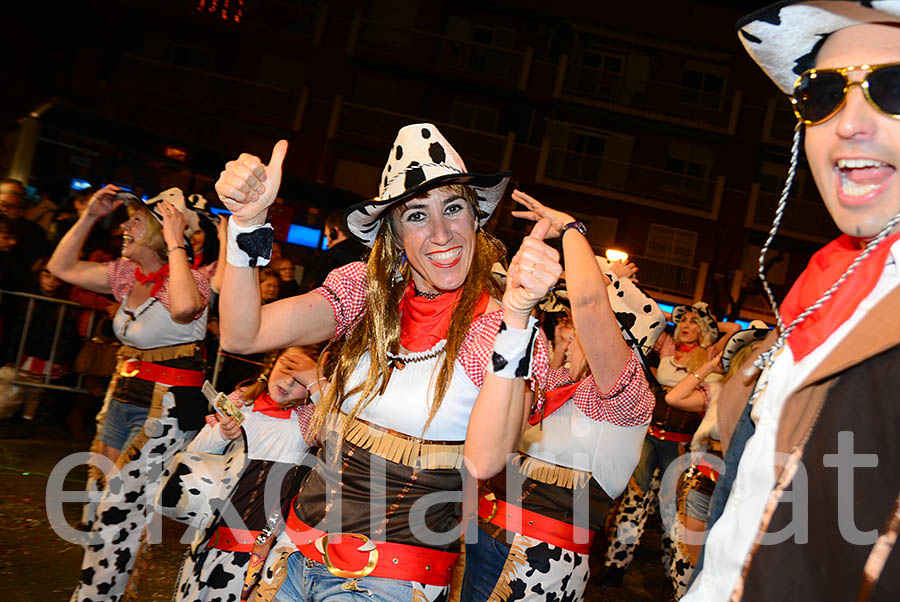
[{"xmin": 215, "ymin": 140, "xmax": 289, "ymax": 227}]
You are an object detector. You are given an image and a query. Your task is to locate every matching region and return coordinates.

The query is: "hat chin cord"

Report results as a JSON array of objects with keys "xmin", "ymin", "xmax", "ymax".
[{"xmin": 754, "ymin": 121, "xmax": 900, "ymax": 372}]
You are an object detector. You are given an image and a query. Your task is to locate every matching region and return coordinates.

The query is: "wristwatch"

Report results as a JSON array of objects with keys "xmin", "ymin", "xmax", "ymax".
[{"xmin": 560, "ymin": 220, "xmax": 587, "ymax": 237}]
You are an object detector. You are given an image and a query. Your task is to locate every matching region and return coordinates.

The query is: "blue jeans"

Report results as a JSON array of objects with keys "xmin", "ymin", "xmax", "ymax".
[
  {"xmin": 632, "ymin": 434, "xmax": 683, "ymax": 494},
  {"xmin": 98, "ymin": 400, "xmax": 150, "ymax": 451},
  {"xmin": 274, "ymin": 552, "xmax": 415, "ymax": 601},
  {"xmin": 460, "ymin": 527, "xmax": 512, "ymax": 602}
]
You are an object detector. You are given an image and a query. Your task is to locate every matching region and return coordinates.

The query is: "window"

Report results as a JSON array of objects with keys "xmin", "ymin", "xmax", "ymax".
[
  {"xmin": 680, "ymin": 60, "xmax": 728, "ymax": 110},
  {"xmin": 450, "ymin": 102, "xmax": 500, "ymax": 133},
  {"xmin": 559, "ymin": 128, "xmax": 607, "ymax": 186},
  {"xmin": 646, "ymin": 224, "xmax": 697, "ymax": 265},
  {"xmin": 446, "ymin": 18, "xmax": 516, "ymax": 78},
  {"xmin": 662, "ymin": 141, "xmax": 714, "ymax": 197},
  {"xmin": 583, "ymin": 48, "xmax": 625, "ymax": 75},
  {"xmin": 570, "ymin": 48, "xmax": 627, "ymax": 101},
  {"xmin": 543, "ymin": 121, "xmax": 634, "ymax": 190}
]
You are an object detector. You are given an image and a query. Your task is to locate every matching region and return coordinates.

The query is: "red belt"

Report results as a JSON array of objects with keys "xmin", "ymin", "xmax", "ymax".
[
  {"xmin": 120, "ymin": 358, "xmax": 204, "ymax": 387},
  {"xmin": 695, "ymin": 463, "xmax": 719, "ymax": 483},
  {"xmin": 285, "ymin": 499, "xmax": 458, "ymax": 586},
  {"xmin": 209, "ymin": 526, "xmax": 262, "ymax": 552},
  {"xmin": 648, "ymin": 424, "xmax": 693, "ymax": 443},
  {"xmin": 478, "ymin": 493, "xmax": 594, "ymax": 554}
]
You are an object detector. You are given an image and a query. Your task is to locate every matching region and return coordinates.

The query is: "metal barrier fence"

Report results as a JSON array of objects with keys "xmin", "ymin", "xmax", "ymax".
[{"xmin": 0, "ymin": 289, "xmax": 103, "ymax": 394}]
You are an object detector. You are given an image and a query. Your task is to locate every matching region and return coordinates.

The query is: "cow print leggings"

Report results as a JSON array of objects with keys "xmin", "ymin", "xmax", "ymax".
[{"xmin": 71, "ymin": 385, "xmax": 194, "ymax": 602}]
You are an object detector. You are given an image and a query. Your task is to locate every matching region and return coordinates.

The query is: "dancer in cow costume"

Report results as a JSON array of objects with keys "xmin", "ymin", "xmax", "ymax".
[{"xmin": 48, "ymin": 186, "xmax": 212, "ymax": 601}]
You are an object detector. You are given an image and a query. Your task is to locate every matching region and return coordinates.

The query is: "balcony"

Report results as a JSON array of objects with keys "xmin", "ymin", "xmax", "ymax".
[
  {"xmin": 346, "ymin": 13, "xmax": 533, "ymax": 90},
  {"xmin": 746, "ymin": 184, "xmax": 839, "ymax": 242},
  {"xmin": 328, "ymin": 98, "xmax": 514, "ymax": 175},
  {"xmin": 555, "ymin": 57, "xmax": 741, "ymax": 134},
  {"xmin": 537, "ymin": 140, "xmax": 725, "ymax": 219},
  {"xmin": 625, "ymin": 253, "xmax": 705, "ymax": 300}
]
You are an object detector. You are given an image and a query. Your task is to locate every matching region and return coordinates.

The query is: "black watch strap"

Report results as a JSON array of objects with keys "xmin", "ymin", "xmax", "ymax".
[{"xmin": 560, "ymin": 220, "xmax": 587, "ymax": 237}]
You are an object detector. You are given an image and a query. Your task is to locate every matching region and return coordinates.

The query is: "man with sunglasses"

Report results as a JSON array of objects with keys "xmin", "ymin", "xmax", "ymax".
[{"xmin": 683, "ymin": 2, "xmax": 900, "ymax": 601}]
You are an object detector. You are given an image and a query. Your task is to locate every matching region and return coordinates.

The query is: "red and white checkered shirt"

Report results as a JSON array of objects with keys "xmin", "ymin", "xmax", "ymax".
[
  {"xmin": 543, "ymin": 350, "xmax": 654, "ymax": 427},
  {"xmin": 314, "ymin": 262, "xmax": 550, "ymax": 390},
  {"xmin": 105, "ymin": 257, "xmax": 211, "ymax": 320},
  {"xmin": 295, "ymin": 402, "xmax": 316, "ymax": 440}
]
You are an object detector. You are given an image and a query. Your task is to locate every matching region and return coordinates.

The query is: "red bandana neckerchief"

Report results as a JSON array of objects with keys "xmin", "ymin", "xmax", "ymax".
[
  {"xmin": 252, "ymin": 391, "xmax": 293, "ymax": 419},
  {"xmin": 675, "ymin": 343, "xmax": 698, "ymax": 354},
  {"xmin": 398, "ymin": 283, "xmax": 490, "ymax": 352},
  {"xmin": 134, "ymin": 264, "xmax": 170, "ymax": 297},
  {"xmin": 529, "ymin": 380, "xmax": 581, "ymax": 425},
  {"xmin": 191, "ymin": 250, "xmax": 203, "ymax": 268},
  {"xmin": 779, "ymin": 231, "xmax": 900, "ymax": 361}
]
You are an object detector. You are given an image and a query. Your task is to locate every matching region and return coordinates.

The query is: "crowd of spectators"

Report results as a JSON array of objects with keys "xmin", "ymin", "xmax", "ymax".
[{"xmin": 0, "ymin": 178, "xmax": 365, "ymax": 440}]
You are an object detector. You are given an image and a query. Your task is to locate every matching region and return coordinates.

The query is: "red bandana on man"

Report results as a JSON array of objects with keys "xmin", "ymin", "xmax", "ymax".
[{"xmin": 780, "ymin": 231, "xmax": 900, "ymax": 360}]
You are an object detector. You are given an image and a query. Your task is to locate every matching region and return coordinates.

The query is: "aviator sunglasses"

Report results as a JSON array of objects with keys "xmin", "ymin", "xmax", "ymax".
[{"xmin": 791, "ymin": 62, "xmax": 900, "ymax": 125}]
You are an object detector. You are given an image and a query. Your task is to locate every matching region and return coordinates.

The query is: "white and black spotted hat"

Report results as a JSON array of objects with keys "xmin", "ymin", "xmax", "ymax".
[
  {"xmin": 346, "ymin": 123, "xmax": 511, "ymax": 247},
  {"xmin": 671, "ymin": 302, "xmax": 719, "ymax": 348},
  {"xmin": 721, "ymin": 320, "xmax": 771, "ymax": 372},
  {"xmin": 737, "ymin": 1, "xmax": 900, "ymax": 94},
  {"xmin": 121, "ymin": 188, "xmax": 209, "ymax": 259}
]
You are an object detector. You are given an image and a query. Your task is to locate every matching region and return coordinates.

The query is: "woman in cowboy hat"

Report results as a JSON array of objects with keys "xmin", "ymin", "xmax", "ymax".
[
  {"xmin": 664, "ymin": 321, "xmax": 769, "ymax": 597},
  {"xmin": 49, "ymin": 184, "xmax": 214, "ymax": 601},
  {"xmin": 215, "ymin": 124, "xmax": 560, "ymax": 601},
  {"xmin": 460, "ymin": 190, "xmax": 660, "ymax": 601}
]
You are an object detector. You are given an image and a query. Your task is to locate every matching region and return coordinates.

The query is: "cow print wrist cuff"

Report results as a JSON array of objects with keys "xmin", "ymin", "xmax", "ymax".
[
  {"xmin": 226, "ymin": 221, "xmax": 274, "ymax": 268},
  {"xmin": 489, "ymin": 317, "xmax": 539, "ymax": 380}
]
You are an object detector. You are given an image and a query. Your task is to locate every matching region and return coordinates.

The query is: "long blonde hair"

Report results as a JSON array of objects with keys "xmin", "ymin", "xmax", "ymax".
[{"xmin": 307, "ymin": 186, "xmax": 506, "ymax": 443}]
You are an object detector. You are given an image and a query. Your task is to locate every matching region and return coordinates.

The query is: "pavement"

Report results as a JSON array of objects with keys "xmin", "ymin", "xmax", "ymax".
[{"xmin": 0, "ymin": 420, "xmax": 669, "ymax": 600}]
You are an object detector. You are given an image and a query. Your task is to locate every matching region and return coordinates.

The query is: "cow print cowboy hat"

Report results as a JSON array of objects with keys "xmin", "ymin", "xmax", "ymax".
[
  {"xmin": 118, "ymin": 187, "xmax": 211, "ymax": 262},
  {"xmin": 671, "ymin": 302, "xmax": 719, "ymax": 348},
  {"xmin": 345, "ymin": 123, "xmax": 511, "ymax": 247},
  {"xmin": 737, "ymin": 0, "xmax": 900, "ymax": 94},
  {"xmin": 721, "ymin": 320, "xmax": 771, "ymax": 372}
]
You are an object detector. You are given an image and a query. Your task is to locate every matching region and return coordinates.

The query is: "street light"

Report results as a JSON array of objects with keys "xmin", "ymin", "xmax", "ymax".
[{"xmin": 606, "ymin": 248, "xmax": 629, "ymax": 263}]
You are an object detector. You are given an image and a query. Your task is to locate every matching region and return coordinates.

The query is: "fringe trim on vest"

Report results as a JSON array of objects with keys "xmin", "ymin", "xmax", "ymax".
[
  {"xmin": 857, "ymin": 490, "xmax": 900, "ymax": 602},
  {"xmin": 118, "ymin": 342, "xmax": 199, "ymax": 362},
  {"xmin": 485, "ymin": 536, "xmax": 529, "ymax": 602},
  {"xmin": 673, "ymin": 470, "xmax": 699, "ymax": 560},
  {"xmin": 512, "ymin": 454, "xmax": 590, "ymax": 490},
  {"xmin": 115, "ymin": 383, "xmax": 167, "ymax": 470},
  {"xmin": 327, "ymin": 413, "xmax": 465, "ymax": 470}
]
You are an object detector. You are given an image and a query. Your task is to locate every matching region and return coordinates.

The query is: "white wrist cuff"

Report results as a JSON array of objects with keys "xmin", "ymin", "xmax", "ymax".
[
  {"xmin": 226, "ymin": 220, "xmax": 274, "ymax": 268},
  {"xmin": 488, "ymin": 316, "xmax": 540, "ymax": 379}
]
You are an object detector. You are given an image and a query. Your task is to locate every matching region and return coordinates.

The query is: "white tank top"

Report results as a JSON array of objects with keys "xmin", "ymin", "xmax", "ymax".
[{"xmin": 339, "ymin": 341, "xmax": 480, "ymax": 441}]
